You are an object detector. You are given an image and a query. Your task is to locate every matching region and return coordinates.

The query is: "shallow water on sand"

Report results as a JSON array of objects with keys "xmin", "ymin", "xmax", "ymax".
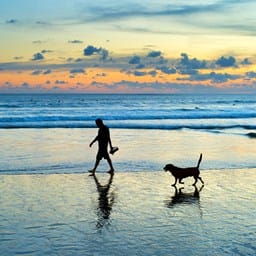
[
  {"xmin": 1, "ymin": 169, "xmax": 256, "ymax": 256},
  {"xmin": 0, "ymin": 128, "xmax": 256, "ymax": 174}
]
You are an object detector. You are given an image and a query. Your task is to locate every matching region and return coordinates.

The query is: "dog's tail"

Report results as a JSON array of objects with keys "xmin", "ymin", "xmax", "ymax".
[{"xmin": 197, "ymin": 153, "xmax": 203, "ymax": 168}]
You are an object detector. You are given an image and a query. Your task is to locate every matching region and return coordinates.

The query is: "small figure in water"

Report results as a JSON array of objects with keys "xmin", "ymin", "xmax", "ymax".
[{"xmin": 89, "ymin": 118, "xmax": 115, "ymax": 175}]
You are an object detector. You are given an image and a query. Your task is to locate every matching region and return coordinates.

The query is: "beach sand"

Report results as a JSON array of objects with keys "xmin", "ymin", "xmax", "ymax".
[{"xmin": 1, "ymin": 169, "xmax": 256, "ymax": 256}]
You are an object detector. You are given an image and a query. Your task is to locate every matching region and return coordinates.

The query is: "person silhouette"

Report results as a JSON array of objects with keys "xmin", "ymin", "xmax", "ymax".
[{"xmin": 89, "ymin": 119, "xmax": 115, "ymax": 174}]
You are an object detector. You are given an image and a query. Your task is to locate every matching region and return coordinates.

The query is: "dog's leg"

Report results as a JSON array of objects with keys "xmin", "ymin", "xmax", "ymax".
[
  {"xmin": 193, "ymin": 176, "xmax": 198, "ymax": 186},
  {"xmin": 198, "ymin": 176, "xmax": 204, "ymax": 184},
  {"xmin": 172, "ymin": 177, "xmax": 177, "ymax": 186}
]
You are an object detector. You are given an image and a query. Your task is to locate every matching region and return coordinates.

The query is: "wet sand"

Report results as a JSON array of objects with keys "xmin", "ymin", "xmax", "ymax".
[
  {"xmin": 1, "ymin": 169, "xmax": 256, "ymax": 256},
  {"xmin": 1, "ymin": 128, "xmax": 256, "ymax": 174}
]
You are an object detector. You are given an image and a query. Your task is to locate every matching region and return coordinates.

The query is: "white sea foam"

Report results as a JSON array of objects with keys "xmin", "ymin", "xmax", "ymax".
[{"xmin": 0, "ymin": 94, "xmax": 256, "ymax": 129}]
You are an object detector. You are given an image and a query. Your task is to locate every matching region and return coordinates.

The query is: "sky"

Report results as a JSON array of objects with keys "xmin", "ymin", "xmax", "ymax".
[{"xmin": 1, "ymin": 0, "xmax": 256, "ymax": 93}]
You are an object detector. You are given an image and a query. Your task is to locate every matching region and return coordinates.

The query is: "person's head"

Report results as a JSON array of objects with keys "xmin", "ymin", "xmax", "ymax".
[{"xmin": 95, "ymin": 118, "xmax": 104, "ymax": 128}]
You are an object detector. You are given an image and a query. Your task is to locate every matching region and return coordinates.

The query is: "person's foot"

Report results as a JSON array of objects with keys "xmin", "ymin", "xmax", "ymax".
[{"xmin": 88, "ymin": 169, "xmax": 95, "ymax": 175}]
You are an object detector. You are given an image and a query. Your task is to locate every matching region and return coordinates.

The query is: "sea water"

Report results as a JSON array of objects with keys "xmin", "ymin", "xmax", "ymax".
[
  {"xmin": 0, "ymin": 93, "xmax": 255, "ymax": 174},
  {"xmin": 0, "ymin": 93, "xmax": 256, "ymax": 130}
]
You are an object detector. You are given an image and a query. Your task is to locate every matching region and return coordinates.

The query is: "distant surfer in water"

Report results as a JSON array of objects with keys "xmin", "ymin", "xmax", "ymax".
[{"xmin": 89, "ymin": 118, "xmax": 118, "ymax": 175}]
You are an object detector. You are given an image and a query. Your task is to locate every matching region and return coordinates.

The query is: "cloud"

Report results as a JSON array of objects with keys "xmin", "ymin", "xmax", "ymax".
[
  {"xmin": 83, "ymin": 45, "xmax": 101, "ymax": 56},
  {"xmin": 1, "ymin": 45, "xmax": 253, "ymax": 93},
  {"xmin": 31, "ymin": 70, "xmax": 42, "ymax": 75},
  {"xmin": 82, "ymin": 2, "xmax": 221, "ymax": 23},
  {"xmin": 6, "ymin": 19, "xmax": 18, "ymax": 24},
  {"xmin": 55, "ymin": 80, "xmax": 68, "ymax": 84},
  {"xmin": 216, "ymin": 56, "xmax": 236, "ymax": 67},
  {"xmin": 148, "ymin": 70, "xmax": 157, "ymax": 77},
  {"xmin": 129, "ymin": 56, "xmax": 141, "ymax": 64},
  {"xmin": 99, "ymin": 48, "xmax": 109, "ymax": 61},
  {"xmin": 95, "ymin": 73, "xmax": 107, "ymax": 77},
  {"xmin": 78, "ymin": 0, "xmax": 255, "ymax": 41},
  {"xmin": 43, "ymin": 69, "xmax": 52, "ymax": 75},
  {"xmin": 88, "ymin": 80, "xmax": 223, "ymax": 94},
  {"xmin": 31, "ymin": 69, "xmax": 52, "ymax": 75},
  {"xmin": 0, "ymin": 58, "xmax": 99, "ymax": 72},
  {"xmin": 179, "ymin": 71, "xmax": 241, "ymax": 83},
  {"xmin": 179, "ymin": 53, "xmax": 207, "ymax": 69},
  {"xmin": 158, "ymin": 66, "xmax": 176, "ymax": 75},
  {"xmin": 132, "ymin": 70, "xmax": 157, "ymax": 77},
  {"xmin": 22, "ymin": 82, "xmax": 30, "ymax": 88},
  {"xmin": 246, "ymin": 71, "xmax": 256, "ymax": 79},
  {"xmin": 147, "ymin": 51, "xmax": 162, "ymax": 58},
  {"xmin": 178, "ymin": 69, "xmax": 198, "ymax": 75},
  {"xmin": 0, "ymin": 82, "xmax": 35, "ymax": 93},
  {"xmin": 68, "ymin": 40, "xmax": 83, "ymax": 44},
  {"xmin": 101, "ymin": 4, "xmax": 256, "ymax": 35},
  {"xmin": 66, "ymin": 57, "xmax": 84, "ymax": 62},
  {"xmin": 241, "ymin": 58, "xmax": 252, "ymax": 65},
  {"xmin": 83, "ymin": 45, "xmax": 109, "ymax": 60},
  {"xmin": 208, "ymin": 72, "xmax": 240, "ymax": 83},
  {"xmin": 14, "ymin": 56, "xmax": 23, "ymax": 60},
  {"xmin": 35, "ymin": 21, "xmax": 48, "ymax": 25},
  {"xmin": 70, "ymin": 68, "xmax": 85, "ymax": 74},
  {"xmin": 32, "ymin": 52, "xmax": 44, "ymax": 61},
  {"xmin": 66, "ymin": 57, "xmax": 74, "ymax": 62},
  {"xmin": 133, "ymin": 70, "xmax": 147, "ymax": 76},
  {"xmin": 136, "ymin": 63, "xmax": 145, "ymax": 69},
  {"xmin": 41, "ymin": 50, "xmax": 53, "ymax": 54},
  {"xmin": 33, "ymin": 40, "xmax": 46, "ymax": 44}
]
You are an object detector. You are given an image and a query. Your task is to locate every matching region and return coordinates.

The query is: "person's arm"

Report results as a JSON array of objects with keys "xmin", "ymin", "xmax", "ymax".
[
  {"xmin": 89, "ymin": 136, "xmax": 98, "ymax": 147},
  {"xmin": 107, "ymin": 128, "xmax": 113, "ymax": 149}
]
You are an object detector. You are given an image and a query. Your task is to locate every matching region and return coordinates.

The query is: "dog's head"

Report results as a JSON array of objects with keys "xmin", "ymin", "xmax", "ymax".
[{"xmin": 163, "ymin": 164, "xmax": 175, "ymax": 172}]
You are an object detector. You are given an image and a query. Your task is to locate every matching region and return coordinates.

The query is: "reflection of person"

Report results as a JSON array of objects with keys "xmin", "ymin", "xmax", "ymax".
[
  {"xmin": 89, "ymin": 118, "xmax": 114, "ymax": 174},
  {"xmin": 93, "ymin": 173, "xmax": 115, "ymax": 229}
]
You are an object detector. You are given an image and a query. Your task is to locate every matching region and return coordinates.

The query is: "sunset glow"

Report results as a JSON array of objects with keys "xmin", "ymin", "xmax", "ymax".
[{"xmin": 1, "ymin": 0, "xmax": 256, "ymax": 93}]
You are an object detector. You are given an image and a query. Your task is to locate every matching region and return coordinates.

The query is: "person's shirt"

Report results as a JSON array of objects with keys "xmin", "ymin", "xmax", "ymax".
[{"xmin": 97, "ymin": 125, "xmax": 110, "ymax": 148}]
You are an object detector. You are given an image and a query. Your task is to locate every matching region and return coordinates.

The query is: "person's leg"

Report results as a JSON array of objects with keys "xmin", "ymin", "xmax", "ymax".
[
  {"xmin": 89, "ymin": 157, "xmax": 100, "ymax": 174},
  {"xmin": 106, "ymin": 156, "xmax": 114, "ymax": 173}
]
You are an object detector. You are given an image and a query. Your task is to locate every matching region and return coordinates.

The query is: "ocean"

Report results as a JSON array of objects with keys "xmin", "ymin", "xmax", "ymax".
[
  {"xmin": 1, "ymin": 93, "xmax": 256, "ymax": 130},
  {"xmin": 0, "ymin": 93, "xmax": 255, "ymax": 174}
]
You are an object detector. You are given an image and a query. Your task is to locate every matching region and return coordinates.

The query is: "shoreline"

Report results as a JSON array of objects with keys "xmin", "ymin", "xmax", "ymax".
[
  {"xmin": 1, "ymin": 166, "xmax": 256, "ymax": 176},
  {"xmin": 1, "ymin": 128, "xmax": 256, "ymax": 174}
]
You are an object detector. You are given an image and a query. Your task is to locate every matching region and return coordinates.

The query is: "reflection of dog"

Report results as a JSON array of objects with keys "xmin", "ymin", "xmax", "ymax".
[
  {"xmin": 164, "ymin": 154, "xmax": 204, "ymax": 186},
  {"xmin": 165, "ymin": 185, "xmax": 204, "ymax": 208}
]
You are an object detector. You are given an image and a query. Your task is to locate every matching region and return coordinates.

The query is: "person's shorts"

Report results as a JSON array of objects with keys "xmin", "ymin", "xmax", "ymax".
[{"xmin": 96, "ymin": 149, "xmax": 109, "ymax": 160}]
